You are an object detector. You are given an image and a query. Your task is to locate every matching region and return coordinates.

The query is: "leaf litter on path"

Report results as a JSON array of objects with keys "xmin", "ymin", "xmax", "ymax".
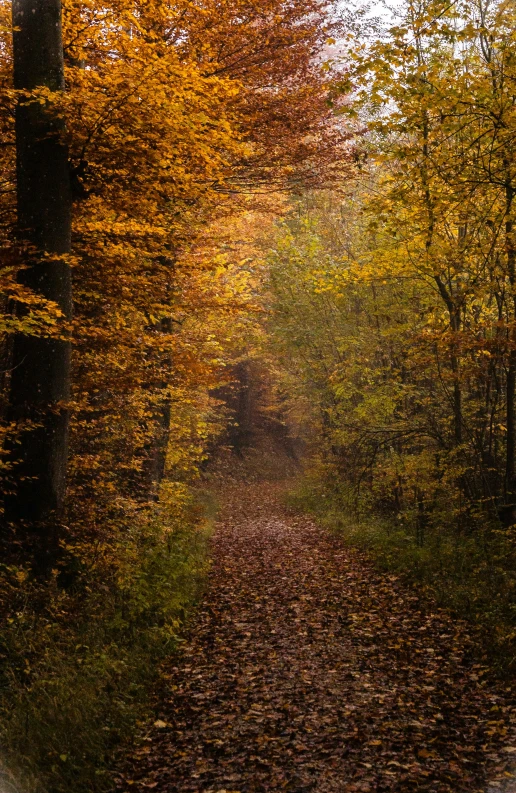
[{"xmin": 119, "ymin": 483, "xmax": 516, "ymax": 792}]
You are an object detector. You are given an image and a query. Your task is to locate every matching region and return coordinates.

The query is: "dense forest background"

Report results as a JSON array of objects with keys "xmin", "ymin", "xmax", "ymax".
[{"xmin": 1, "ymin": 0, "xmax": 516, "ymax": 790}]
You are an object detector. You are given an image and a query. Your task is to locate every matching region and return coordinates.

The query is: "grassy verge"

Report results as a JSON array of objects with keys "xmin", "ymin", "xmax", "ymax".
[
  {"xmin": 287, "ymin": 477, "xmax": 516, "ymax": 674},
  {"xmin": 0, "ymin": 482, "xmax": 212, "ymax": 793}
]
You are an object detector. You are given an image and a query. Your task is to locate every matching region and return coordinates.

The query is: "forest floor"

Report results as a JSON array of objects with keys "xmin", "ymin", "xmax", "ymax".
[{"xmin": 119, "ymin": 480, "xmax": 516, "ymax": 793}]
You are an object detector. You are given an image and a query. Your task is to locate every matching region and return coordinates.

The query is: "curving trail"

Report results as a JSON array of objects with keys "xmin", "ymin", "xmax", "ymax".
[{"xmin": 121, "ymin": 484, "xmax": 515, "ymax": 793}]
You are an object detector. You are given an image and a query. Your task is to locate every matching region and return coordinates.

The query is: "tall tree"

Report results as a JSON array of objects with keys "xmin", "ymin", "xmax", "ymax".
[{"xmin": 6, "ymin": 0, "xmax": 72, "ymax": 560}]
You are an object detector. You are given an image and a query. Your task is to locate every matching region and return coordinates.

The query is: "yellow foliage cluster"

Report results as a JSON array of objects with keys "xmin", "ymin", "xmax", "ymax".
[{"xmin": 269, "ymin": 0, "xmax": 516, "ymax": 537}]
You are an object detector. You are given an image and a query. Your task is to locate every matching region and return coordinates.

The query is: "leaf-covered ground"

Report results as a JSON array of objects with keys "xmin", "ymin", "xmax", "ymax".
[{"xmin": 120, "ymin": 484, "xmax": 516, "ymax": 792}]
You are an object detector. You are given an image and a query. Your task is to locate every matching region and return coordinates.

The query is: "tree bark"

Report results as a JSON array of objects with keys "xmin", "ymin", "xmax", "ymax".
[
  {"xmin": 144, "ymin": 397, "xmax": 172, "ymax": 500},
  {"xmin": 5, "ymin": 0, "xmax": 72, "ymax": 556},
  {"xmin": 434, "ymin": 275, "xmax": 463, "ymax": 446},
  {"xmin": 502, "ymin": 179, "xmax": 516, "ymax": 513}
]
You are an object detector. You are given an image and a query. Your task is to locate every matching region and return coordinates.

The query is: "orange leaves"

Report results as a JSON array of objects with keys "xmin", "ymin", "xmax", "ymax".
[{"xmin": 0, "ymin": 0, "xmax": 349, "ymax": 538}]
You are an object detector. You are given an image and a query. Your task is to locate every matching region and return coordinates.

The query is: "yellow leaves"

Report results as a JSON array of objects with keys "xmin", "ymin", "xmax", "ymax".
[
  {"xmin": 153, "ymin": 719, "xmax": 168, "ymax": 729},
  {"xmin": 418, "ymin": 748, "xmax": 439, "ymax": 760}
]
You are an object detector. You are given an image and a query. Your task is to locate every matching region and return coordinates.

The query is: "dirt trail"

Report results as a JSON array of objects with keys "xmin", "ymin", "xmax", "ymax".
[{"xmin": 121, "ymin": 484, "xmax": 515, "ymax": 792}]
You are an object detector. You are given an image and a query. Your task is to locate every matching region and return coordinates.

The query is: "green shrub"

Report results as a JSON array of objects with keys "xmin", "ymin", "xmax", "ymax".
[{"xmin": 0, "ymin": 482, "xmax": 212, "ymax": 793}]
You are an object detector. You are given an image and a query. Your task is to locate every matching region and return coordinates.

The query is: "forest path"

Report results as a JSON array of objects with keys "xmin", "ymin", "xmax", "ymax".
[{"xmin": 121, "ymin": 483, "xmax": 515, "ymax": 793}]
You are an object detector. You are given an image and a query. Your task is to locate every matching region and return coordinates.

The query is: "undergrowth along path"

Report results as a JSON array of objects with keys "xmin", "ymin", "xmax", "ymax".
[{"xmin": 121, "ymin": 484, "xmax": 515, "ymax": 792}]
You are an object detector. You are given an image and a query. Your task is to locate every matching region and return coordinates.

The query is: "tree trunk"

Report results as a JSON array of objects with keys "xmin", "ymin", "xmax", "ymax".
[
  {"xmin": 434, "ymin": 276, "xmax": 463, "ymax": 447},
  {"xmin": 505, "ymin": 185, "xmax": 516, "ymax": 506},
  {"xmin": 144, "ymin": 398, "xmax": 172, "ymax": 500},
  {"xmin": 451, "ymin": 308, "xmax": 463, "ymax": 447},
  {"xmin": 5, "ymin": 0, "xmax": 72, "ymax": 560}
]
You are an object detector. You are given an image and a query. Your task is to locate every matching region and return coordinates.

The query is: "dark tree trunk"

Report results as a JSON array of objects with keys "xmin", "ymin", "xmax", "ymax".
[
  {"xmin": 228, "ymin": 361, "xmax": 253, "ymax": 457},
  {"xmin": 505, "ymin": 185, "xmax": 516, "ymax": 506},
  {"xmin": 451, "ymin": 311, "xmax": 463, "ymax": 448},
  {"xmin": 141, "ymin": 315, "xmax": 174, "ymax": 501},
  {"xmin": 5, "ymin": 0, "xmax": 72, "ymax": 560},
  {"xmin": 435, "ymin": 276, "xmax": 463, "ymax": 447},
  {"xmin": 144, "ymin": 398, "xmax": 172, "ymax": 501}
]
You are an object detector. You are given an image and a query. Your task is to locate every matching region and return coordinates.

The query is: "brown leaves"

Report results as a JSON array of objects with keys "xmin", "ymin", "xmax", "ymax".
[{"xmin": 119, "ymin": 483, "xmax": 516, "ymax": 793}]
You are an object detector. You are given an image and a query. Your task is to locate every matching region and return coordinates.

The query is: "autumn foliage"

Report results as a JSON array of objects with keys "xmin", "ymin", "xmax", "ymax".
[
  {"xmin": 267, "ymin": 0, "xmax": 516, "ymax": 664},
  {"xmin": 0, "ymin": 0, "xmax": 345, "ymax": 789},
  {"xmin": 4, "ymin": 0, "xmax": 516, "ymax": 789},
  {"xmin": 0, "ymin": 0, "xmax": 345, "ymax": 544}
]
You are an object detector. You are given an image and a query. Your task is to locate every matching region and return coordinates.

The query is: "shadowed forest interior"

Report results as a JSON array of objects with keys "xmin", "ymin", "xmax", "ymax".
[{"xmin": 1, "ymin": 0, "xmax": 516, "ymax": 791}]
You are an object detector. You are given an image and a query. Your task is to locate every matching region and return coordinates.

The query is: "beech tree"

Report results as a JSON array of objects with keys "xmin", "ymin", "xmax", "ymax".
[
  {"xmin": 6, "ymin": 0, "xmax": 72, "ymax": 562},
  {"xmin": 0, "ymin": 0, "xmax": 347, "ymax": 571}
]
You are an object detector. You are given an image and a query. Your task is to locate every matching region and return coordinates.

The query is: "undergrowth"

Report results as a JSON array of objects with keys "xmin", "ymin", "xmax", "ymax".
[
  {"xmin": 0, "ymin": 482, "xmax": 212, "ymax": 793},
  {"xmin": 287, "ymin": 475, "xmax": 516, "ymax": 675}
]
